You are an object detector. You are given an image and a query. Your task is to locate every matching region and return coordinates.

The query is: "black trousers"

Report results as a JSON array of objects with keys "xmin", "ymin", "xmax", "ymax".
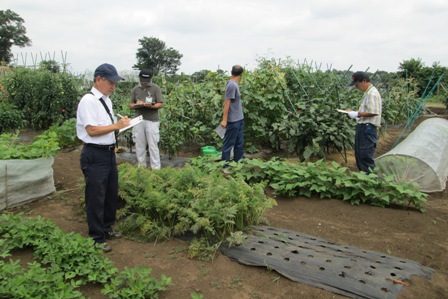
[{"xmin": 80, "ymin": 145, "xmax": 118, "ymax": 243}]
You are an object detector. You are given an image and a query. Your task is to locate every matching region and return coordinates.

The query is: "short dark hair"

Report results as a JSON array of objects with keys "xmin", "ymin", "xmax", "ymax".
[{"xmin": 231, "ymin": 65, "xmax": 244, "ymax": 76}]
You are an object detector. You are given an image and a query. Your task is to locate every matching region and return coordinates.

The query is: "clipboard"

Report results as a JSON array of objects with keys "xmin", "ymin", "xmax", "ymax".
[
  {"xmin": 214, "ymin": 125, "xmax": 226, "ymax": 139},
  {"xmin": 119, "ymin": 115, "xmax": 144, "ymax": 133}
]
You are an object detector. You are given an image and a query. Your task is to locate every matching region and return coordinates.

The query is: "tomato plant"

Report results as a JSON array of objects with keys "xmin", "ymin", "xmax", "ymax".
[{"xmin": 1, "ymin": 67, "xmax": 80, "ymax": 130}]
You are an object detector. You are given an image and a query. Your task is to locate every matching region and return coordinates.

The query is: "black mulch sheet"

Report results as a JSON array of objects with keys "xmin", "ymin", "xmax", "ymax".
[{"xmin": 219, "ymin": 225, "xmax": 434, "ymax": 299}]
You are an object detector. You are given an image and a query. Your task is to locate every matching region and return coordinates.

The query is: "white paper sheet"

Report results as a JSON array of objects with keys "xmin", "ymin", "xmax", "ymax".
[{"xmin": 119, "ymin": 115, "xmax": 144, "ymax": 133}]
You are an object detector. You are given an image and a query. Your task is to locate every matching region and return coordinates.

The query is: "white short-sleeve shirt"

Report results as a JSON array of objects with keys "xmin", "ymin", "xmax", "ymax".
[{"xmin": 76, "ymin": 87, "xmax": 116, "ymax": 145}]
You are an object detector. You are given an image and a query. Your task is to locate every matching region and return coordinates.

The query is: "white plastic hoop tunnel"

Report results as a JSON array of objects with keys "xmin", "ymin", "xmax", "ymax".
[{"xmin": 376, "ymin": 117, "xmax": 448, "ymax": 193}]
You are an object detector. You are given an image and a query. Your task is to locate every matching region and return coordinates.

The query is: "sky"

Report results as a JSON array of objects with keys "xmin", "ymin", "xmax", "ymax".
[{"xmin": 3, "ymin": 0, "xmax": 448, "ymax": 76}]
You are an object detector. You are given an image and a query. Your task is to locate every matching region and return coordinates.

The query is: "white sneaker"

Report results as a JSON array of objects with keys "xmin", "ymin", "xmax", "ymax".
[{"xmin": 137, "ymin": 162, "xmax": 147, "ymax": 168}]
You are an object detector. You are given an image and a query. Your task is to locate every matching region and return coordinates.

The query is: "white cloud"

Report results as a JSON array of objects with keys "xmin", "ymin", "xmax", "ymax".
[{"xmin": 4, "ymin": 0, "xmax": 448, "ymax": 75}]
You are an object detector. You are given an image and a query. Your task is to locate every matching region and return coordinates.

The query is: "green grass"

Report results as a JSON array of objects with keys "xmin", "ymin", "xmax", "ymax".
[{"xmin": 425, "ymin": 101, "xmax": 446, "ymax": 108}]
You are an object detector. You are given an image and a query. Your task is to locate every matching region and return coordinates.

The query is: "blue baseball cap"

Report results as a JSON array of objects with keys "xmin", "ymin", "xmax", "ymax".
[{"xmin": 94, "ymin": 63, "xmax": 124, "ymax": 82}]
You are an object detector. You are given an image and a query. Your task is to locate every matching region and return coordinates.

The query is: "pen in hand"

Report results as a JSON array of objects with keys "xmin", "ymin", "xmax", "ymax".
[{"xmin": 117, "ymin": 114, "xmax": 129, "ymax": 123}]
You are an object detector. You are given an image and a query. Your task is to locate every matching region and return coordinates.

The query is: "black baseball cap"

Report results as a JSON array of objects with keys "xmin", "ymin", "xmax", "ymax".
[
  {"xmin": 349, "ymin": 71, "xmax": 370, "ymax": 86},
  {"xmin": 94, "ymin": 63, "xmax": 124, "ymax": 82},
  {"xmin": 139, "ymin": 69, "xmax": 153, "ymax": 82}
]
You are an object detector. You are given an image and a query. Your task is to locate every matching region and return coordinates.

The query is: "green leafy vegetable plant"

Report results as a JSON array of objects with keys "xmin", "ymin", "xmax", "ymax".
[
  {"xmin": 190, "ymin": 157, "xmax": 428, "ymax": 211},
  {"xmin": 0, "ymin": 213, "xmax": 172, "ymax": 298},
  {"xmin": 44, "ymin": 118, "xmax": 81, "ymax": 149},
  {"xmin": 0, "ymin": 131, "xmax": 60, "ymax": 160},
  {"xmin": 101, "ymin": 266, "xmax": 171, "ymax": 299},
  {"xmin": 1, "ymin": 67, "xmax": 81, "ymax": 130},
  {"xmin": 0, "ymin": 101, "xmax": 26, "ymax": 133}
]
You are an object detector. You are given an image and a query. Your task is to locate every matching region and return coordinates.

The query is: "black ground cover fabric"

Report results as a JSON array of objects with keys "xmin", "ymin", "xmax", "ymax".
[{"xmin": 219, "ymin": 225, "xmax": 434, "ymax": 299}]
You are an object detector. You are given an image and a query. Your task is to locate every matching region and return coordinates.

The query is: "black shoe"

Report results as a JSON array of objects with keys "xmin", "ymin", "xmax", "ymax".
[{"xmin": 106, "ymin": 231, "xmax": 122, "ymax": 239}]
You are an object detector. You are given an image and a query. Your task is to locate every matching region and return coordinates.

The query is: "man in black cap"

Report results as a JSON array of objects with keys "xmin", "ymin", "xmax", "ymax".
[
  {"xmin": 129, "ymin": 69, "xmax": 163, "ymax": 169},
  {"xmin": 76, "ymin": 63, "xmax": 130, "ymax": 252},
  {"xmin": 345, "ymin": 71, "xmax": 382, "ymax": 173}
]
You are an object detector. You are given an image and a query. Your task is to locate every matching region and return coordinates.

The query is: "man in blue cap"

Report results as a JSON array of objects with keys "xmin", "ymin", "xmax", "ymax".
[{"xmin": 76, "ymin": 63, "xmax": 130, "ymax": 252}]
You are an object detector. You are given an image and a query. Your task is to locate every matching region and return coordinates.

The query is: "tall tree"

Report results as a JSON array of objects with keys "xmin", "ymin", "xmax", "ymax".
[
  {"xmin": 0, "ymin": 9, "xmax": 32, "ymax": 64},
  {"xmin": 134, "ymin": 37, "xmax": 182, "ymax": 75},
  {"xmin": 399, "ymin": 57, "xmax": 447, "ymax": 97},
  {"xmin": 398, "ymin": 58, "xmax": 424, "ymax": 78}
]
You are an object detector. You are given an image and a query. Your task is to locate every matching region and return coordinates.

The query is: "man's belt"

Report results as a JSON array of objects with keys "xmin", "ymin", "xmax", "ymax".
[
  {"xmin": 357, "ymin": 123, "xmax": 377, "ymax": 127},
  {"xmin": 84, "ymin": 143, "xmax": 116, "ymax": 151}
]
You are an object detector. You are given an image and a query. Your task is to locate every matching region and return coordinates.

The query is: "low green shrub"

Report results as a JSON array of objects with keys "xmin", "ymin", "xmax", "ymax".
[
  {"xmin": 1, "ymin": 67, "xmax": 80, "ymax": 130},
  {"xmin": 44, "ymin": 118, "xmax": 81, "ymax": 149},
  {"xmin": 117, "ymin": 163, "xmax": 276, "ymax": 242},
  {"xmin": 0, "ymin": 101, "xmax": 26, "ymax": 133},
  {"xmin": 0, "ymin": 131, "xmax": 60, "ymax": 159},
  {"xmin": 0, "ymin": 213, "xmax": 172, "ymax": 299},
  {"xmin": 101, "ymin": 266, "xmax": 171, "ymax": 299}
]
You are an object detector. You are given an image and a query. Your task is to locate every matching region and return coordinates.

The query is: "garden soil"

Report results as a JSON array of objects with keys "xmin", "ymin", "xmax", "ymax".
[{"xmin": 10, "ymin": 112, "xmax": 448, "ymax": 299}]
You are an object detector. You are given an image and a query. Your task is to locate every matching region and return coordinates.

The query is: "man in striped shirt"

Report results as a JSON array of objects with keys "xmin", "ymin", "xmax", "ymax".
[{"xmin": 347, "ymin": 71, "xmax": 382, "ymax": 174}]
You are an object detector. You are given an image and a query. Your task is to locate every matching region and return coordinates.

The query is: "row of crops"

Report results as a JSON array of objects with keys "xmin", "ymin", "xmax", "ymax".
[
  {"xmin": 0, "ymin": 57, "xmax": 422, "ymax": 160},
  {"xmin": 147, "ymin": 58, "xmax": 421, "ymax": 159}
]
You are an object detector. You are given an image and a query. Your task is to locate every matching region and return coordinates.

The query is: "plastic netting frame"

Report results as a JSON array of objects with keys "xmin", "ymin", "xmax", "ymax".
[
  {"xmin": 0, "ymin": 157, "xmax": 56, "ymax": 210},
  {"xmin": 376, "ymin": 117, "xmax": 448, "ymax": 193}
]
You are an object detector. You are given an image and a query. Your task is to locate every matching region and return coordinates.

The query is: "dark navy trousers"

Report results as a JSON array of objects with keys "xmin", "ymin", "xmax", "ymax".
[
  {"xmin": 80, "ymin": 145, "xmax": 118, "ymax": 243},
  {"xmin": 355, "ymin": 124, "xmax": 378, "ymax": 174},
  {"xmin": 221, "ymin": 119, "xmax": 244, "ymax": 164}
]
